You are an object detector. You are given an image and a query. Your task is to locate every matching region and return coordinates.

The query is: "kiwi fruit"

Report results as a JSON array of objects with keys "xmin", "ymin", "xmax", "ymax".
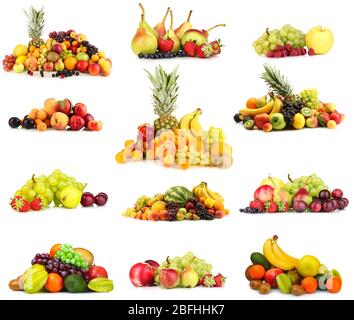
[{"xmin": 301, "ymin": 107, "xmax": 313, "ymax": 118}]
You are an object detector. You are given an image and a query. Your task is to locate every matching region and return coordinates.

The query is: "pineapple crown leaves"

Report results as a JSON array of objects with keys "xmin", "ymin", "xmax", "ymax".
[
  {"xmin": 24, "ymin": 6, "xmax": 45, "ymax": 39},
  {"xmin": 261, "ymin": 63, "xmax": 293, "ymax": 97},
  {"xmin": 144, "ymin": 65, "xmax": 179, "ymax": 117}
]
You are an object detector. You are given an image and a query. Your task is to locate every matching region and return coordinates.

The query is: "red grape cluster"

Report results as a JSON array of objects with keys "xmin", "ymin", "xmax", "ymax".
[{"xmin": 2, "ymin": 54, "xmax": 16, "ymax": 71}]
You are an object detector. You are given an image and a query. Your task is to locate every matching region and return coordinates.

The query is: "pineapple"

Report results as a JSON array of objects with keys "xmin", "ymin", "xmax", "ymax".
[
  {"xmin": 261, "ymin": 63, "xmax": 304, "ymax": 127},
  {"xmin": 145, "ymin": 65, "xmax": 179, "ymax": 133},
  {"xmin": 24, "ymin": 6, "xmax": 45, "ymax": 48}
]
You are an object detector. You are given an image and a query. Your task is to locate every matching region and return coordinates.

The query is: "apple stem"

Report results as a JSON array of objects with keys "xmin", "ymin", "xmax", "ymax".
[
  {"xmin": 32, "ymin": 174, "xmax": 36, "ymax": 183},
  {"xmin": 162, "ymin": 7, "xmax": 170, "ymax": 24},
  {"xmin": 186, "ymin": 10, "xmax": 192, "ymax": 23},
  {"xmin": 266, "ymin": 28, "xmax": 270, "ymax": 35},
  {"xmin": 166, "ymin": 256, "xmax": 170, "ymax": 267},
  {"xmin": 288, "ymin": 174, "xmax": 294, "ymax": 183},
  {"xmin": 207, "ymin": 24, "xmax": 226, "ymax": 32}
]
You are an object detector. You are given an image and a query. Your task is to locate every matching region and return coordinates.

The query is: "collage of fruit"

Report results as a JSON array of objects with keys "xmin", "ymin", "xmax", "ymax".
[{"xmin": 3, "ymin": 2, "xmax": 347, "ymax": 299}]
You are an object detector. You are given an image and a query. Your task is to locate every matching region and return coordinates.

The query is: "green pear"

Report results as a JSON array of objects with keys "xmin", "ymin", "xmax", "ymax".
[
  {"xmin": 154, "ymin": 7, "xmax": 170, "ymax": 37},
  {"xmin": 180, "ymin": 266, "xmax": 199, "ymax": 288},
  {"xmin": 131, "ymin": 15, "xmax": 158, "ymax": 55},
  {"xmin": 181, "ymin": 24, "xmax": 226, "ymax": 46},
  {"xmin": 174, "ymin": 10, "xmax": 193, "ymax": 39},
  {"xmin": 273, "ymin": 188, "xmax": 293, "ymax": 206},
  {"xmin": 138, "ymin": 3, "xmax": 158, "ymax": 39}
]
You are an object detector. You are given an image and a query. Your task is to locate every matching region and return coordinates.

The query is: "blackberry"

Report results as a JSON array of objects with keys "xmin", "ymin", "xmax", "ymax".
[
  {"xmin": 166, "ymin": 202, "xmax": 179, "ymax": 221},
  {"xmin": 239, "ymin": 207, "xmax": 263, "ymax": 214}
]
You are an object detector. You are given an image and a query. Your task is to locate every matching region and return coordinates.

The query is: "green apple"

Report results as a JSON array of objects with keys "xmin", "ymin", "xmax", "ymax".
[
  {"xmin": 306, "ymin": 26, "xmax": 334, "ymax": 55},
  {"xmin": 269, "ymin": 113, "xmax": 286, "ymax": 130},
  {"xmin": 76, "ymin": 52, "xmax": 89, "ymax": 61},
  {"xmin": 59, "ymin": 186, "xmax": 82, "ymax": 209},
  {"xmin": 273, "ymin": 188, "xmax": 293, "ymax": 206},
  {"xmin": 13, "ymin": 63, "xmax": 25, "ymax": 73}
]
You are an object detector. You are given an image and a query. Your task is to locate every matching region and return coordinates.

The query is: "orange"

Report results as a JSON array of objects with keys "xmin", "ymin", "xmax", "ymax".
[
  {"xmin": 45, "ymin": 273, "xmax": 64, "ymax": 293},
  {"xmin": 326, "ymin": 276, "xmax": 342, "ymax": 293},
  {"xmin": 246, "ymin": 97, "xmax": 258, "ymax": 109},
  {"xmin": 64, "ymin": 56, "xmax": 77, "ymax": 70},
  {"xmin": 49, "ymin": 244, "xmax": 62, "ymax": 257},
  {"xmin": 248, "ymin": 264, "xmax": 266, "ymax": 280},
  {"xmin": 214, "ymin": 201, "xmax": 224, "ymax": 211},
  {"xmin": 301, "ymin": 277, "xmax": 318, "ymax": 293}
]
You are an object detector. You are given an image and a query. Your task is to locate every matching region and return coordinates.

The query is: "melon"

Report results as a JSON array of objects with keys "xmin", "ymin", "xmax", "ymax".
[{"xmin": 164, "ymin": 186, "xmax": 193, "ymax": 206}]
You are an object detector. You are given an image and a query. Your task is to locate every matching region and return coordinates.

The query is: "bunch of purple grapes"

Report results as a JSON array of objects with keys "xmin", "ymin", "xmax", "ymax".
[{"xmin": 31, "ymin": 253, "xmax": 89, "ymax": 281}]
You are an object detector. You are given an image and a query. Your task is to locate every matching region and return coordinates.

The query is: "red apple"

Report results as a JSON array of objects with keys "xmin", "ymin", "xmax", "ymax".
[
  {"xmin": 87, "ymin": 120, "xmax": 103, "ymax": 131},
  {"xmin": 87, "ymin": 266, "xmax": 108, "ymax": 280},
  {"xmin": 254, "ymin": 185, "xmax": 275, "ymax": 202},
  {"xmin": 88, "ymin": 63, "xmax": 101, "ymax": 76},
  {"xmin": 52, "ymin": 43, "xmax": 63, "ymax": 54},
  {"xmin": 159, "ymin": 268, "xmax": 180, "ymax": 289},
  {"xmin": 69, "ymin": 115, "xmax": 85, "ymax": 131},
  {"xmin": 57, "ymin": 99, "xmax": 72, "ymax": 115},
  {"xmin": 43, "ymin": 61, "xmax": 54, "ymax": 72},
  {"xmin": 129, "ymin": 262, "xmax": 154, "ymax": 287},
  {"xmin": 84, "ymin": 113, "xmax": 94, "ymax": 127},
  {"xmin": 76, "ymin": 60, "xmax": 89, "ymax": 73},
  {"xmin": 264, "ymin": 268, "xmax": 283, "ymax": 288},
  {"xmin": 73, "ymin": 103, "xmax": 87, "ymax": 117},
  {"xmin": 145, "ymin": 260, "xmax": 160, "ymax": 269}
]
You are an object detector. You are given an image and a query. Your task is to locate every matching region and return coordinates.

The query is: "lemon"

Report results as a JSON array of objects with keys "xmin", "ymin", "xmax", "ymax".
[
  {"xmin": 15, "ymin": 56, "xmax": 27, "ymax": 64},
  {"xmin": 296, "ymin": 255, "xmax": 321, "ymax": 277},
  {"xmin": 13, "ymin": 44, "xmax": 28, "ymax": 57}
]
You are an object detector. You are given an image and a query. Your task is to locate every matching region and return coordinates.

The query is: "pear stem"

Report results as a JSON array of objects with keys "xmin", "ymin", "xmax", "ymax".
[
  {"xmin": 162, "ymin": 7, "xmax": 170, "ymax": 24},
  {"xmin": 207, "ymin": 24, "xmax": 226, "ymax": 32},
  {"xmin": 288, "ymin": 174, "xmax": 293, "ymax": 183},
  {"xmin": 140, "ymin": 14, "xmax": 144, "ymax": 24},
  {"xmin": 169, "ymin": 10, "xmax": 174, "ymax": 29},
  {"xmin": 138, "ymin": 3, "xmax": 145, "ymax": 16},
  {"xmin": 187, "ymin": 10, "xmax": 193, "ymax": 22}
]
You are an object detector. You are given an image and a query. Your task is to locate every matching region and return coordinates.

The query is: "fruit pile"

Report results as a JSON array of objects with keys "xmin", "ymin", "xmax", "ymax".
[
  {"xmin": 132, "ymin": 4, "xmax": 224, "ymax": 59},
  {"xmin": 130, "ymin": 252, "xmax": 225, "ymax": 289},
  {"xmin": 234, "ymin": 64, "xmax": 344, "ymax": 131},
  {"xmin": 10, "ymin": 169, "xmax": 108, "ymax": 212},
  {"xmin": 246, "ymin": 236, "xmax": 342, "ymax": 295},
  {"xmin": 9, "ymin": 243, "xmax": 113, "ymax": 293},
  {"xmin": 3, "ymin": 6, "xmax": 111, "ymax": 77},
  {"xmin": 8, "ymin": 98, "xmax": 102, "ymax": 132},
  {"xmin": 239, "ymin": 174, "xmax": 348, "ymax": 214},
  {"xmin": 123, "ymin": 182, "xmax": 229, "ymax": 221},
  {"xmin": 116, "ymin": 66, "xmax": 232, "ymax": 169},
  {"xmin": 253, "ymin": 24, "xmax": 334, "ymax": 58}
]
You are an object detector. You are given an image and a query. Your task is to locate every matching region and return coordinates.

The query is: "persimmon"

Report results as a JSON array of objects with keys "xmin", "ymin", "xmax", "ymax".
[
  {"xmin": 45, "ymin": 273, "xmax": 63, "ymax": 293},
  {"xmin": 49, "ymin": 244, "xmax": 62, "ymax": 258},
  {"xmin": 326, "ymin": 276, "xmax": 342, "ymax": 293},
  {"xmin": 301, "ymin": 277, "xmax": 318, "ymax": 293},
  {"xmin": 246, "ymin": 97, "xmax": 258, "ymax": 109}
]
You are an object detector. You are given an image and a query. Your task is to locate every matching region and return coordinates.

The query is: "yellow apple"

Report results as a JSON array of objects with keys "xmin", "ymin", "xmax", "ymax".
[{"xmin": 306, "ymin": 26, "xmax": 334, "ymax": 54}]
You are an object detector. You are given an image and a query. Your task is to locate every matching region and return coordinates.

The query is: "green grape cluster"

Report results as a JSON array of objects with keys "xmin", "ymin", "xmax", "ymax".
[
  {"xmin": 159, "ymin": 252, "xmax": 213, "ymax": 279},
  {"xmin": 253, "ymin": 24, "xmax": 306, "ymax": 55},
  {"xmin": 300, "ymin": 89, "xmax": 320, "ymax": 110},
  {"xmin": 135, "ymin": 196, "xmax": 150, "ymax": 210},
  {"xmin": 54, "ymin": 244, "xmax": 89, "ymax": 270},
  {"xmin": 15, "ymin": 169, "xmax": 85, "ymax": 210},
  {"xmin": 285, "ymin": 174, "xmax": 328, "ymax": 198}
]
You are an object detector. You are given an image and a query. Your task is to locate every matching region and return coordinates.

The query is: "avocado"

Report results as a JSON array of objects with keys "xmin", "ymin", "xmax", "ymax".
[
  {"xmin": 64, "ymin": 274, "xmax": 88, "ymax": 293},
  {"xmin": 250, "ymin": 252, "xmax": 271, "ymax": 270}
]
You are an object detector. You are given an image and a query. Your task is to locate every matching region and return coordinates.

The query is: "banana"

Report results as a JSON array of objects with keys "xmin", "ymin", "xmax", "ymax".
[
  {"xmin": 205, "ymin": 185, "xmax": 224, "ymax": 202},
  {"xmin": 269, "ymin": 97, "xmax": 283, "ymax": 116},
  {"xmin": 189, "ymin": 108, "xmax": 203, "ymax": 136},
  {"xmin": 263, "ymin": 236, "xmax": 297, "ymax": 271},
  {"xmin": 192, "ymin": 183, "xmax": 204, "ymax": 198},
  {"xmin": 193, "ymin": 182, "xmax": 225, "ymax": 202},
  {"xmin": 239, "ymin": 99, "xmax": 274, "ymax": 116},
  {"xmin": 179, "ymin": 112, "xmax": 195, "ymax": 130}
]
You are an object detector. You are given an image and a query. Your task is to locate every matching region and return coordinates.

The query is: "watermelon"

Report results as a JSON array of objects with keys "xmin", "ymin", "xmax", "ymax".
[{"xmin": 164, "ymin": 186, "xmax": 193, "ymax": 206}]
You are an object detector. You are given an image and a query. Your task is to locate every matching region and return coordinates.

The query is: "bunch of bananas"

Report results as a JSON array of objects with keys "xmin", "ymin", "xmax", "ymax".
[
  {"xmin": 239, "ymin": 96, "xmax": 283, "ymax": 117},
  {"xmin": 193, "ymin": 182, "xmax": 224, "ymax": 203},
  {"xmin": 179, "ymin": 109, "xmax": 224, "ymax": 142},
  {"xmin": 263, "ymin": 235, "xmax": 298, "ymax": 271}
]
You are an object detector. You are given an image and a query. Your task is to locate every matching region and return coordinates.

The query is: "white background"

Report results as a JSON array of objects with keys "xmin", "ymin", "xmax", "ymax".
[{"xmin": 0, "ymin": 0, "xmax": 353, "ymax": 300}]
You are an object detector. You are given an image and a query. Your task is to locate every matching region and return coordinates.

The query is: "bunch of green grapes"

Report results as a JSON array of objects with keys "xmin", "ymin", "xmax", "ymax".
[
  {"xmin": 253, "ymin": 24, "xmax": 306, "ymax": 55},
  {"xmin": 47, "ymin": 169, "xmax": 85, "ymax": 206},
  {"xmin": 300, "ymin": 89, "xmax": 320, "ymax": 110},
  {"xmin": 55, "ymin": 243, "xmax": 89, "ymax": 270},
  {"xmin": 160, "ymin": 252, "xmax": 213, "ymax": 279},
  {"xmin": 135, "ymin": 196, "xmax": 150, "ymax": 210},
  {"xmin": 286, "ymin": 174, "xmax": 328, "ymax": 198},
  {"xmin": 17, "ymin": 174, "xmax": 54, "ymax": 208}
]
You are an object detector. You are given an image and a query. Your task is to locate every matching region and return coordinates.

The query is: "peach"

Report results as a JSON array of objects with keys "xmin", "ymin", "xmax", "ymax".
[
  {"xmin": 44, "ymin": 98, "xmax": 59, "ymax": 116},
  {"xmin": 50, "ymin": 112, "xmax": 69, "ymax": 130}
]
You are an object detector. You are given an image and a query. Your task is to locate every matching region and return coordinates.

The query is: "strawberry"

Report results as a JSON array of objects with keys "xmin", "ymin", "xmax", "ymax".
[
  {"xmin": 10, "ymin": 196, "xmax": 30, "ymax": 212},
  {"xmin": 209, "ymin": 39, "xmax": 222, "ymax": 55},
  {"xmin": 202, "ymin": 274, "xmax": 216, "ymax": 287},
  {"xmin": 277, "ymin": 201, "xmax": 289, "ymax": 212},
  {"xmin": 30, "ymin": 198, "xmax": 42, "ymax": 211},
  {"xmin": 249, "ymin": 200, "xmax": 265, "ymax": 211},
  {"xmin": 254, "ymin": 114, "xmax": 269, "ymax": 130},
  {"xmin": 265, "ymin": 201, "xmax": 278, "ymax": 213},
  {"xmin": 214, "ymin": 274, "xmax": 226, "ymax": 287},
  {"xmin": 158, "ymin": 37, "xmax": 174, "ymax": 53},
  {"xmin": 195, "ymin": 44, "xmax": 214, "ymax": 58},
  {"xmin": 183, "ymin": 41, "xmax": 197, "ymax": 57}
]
